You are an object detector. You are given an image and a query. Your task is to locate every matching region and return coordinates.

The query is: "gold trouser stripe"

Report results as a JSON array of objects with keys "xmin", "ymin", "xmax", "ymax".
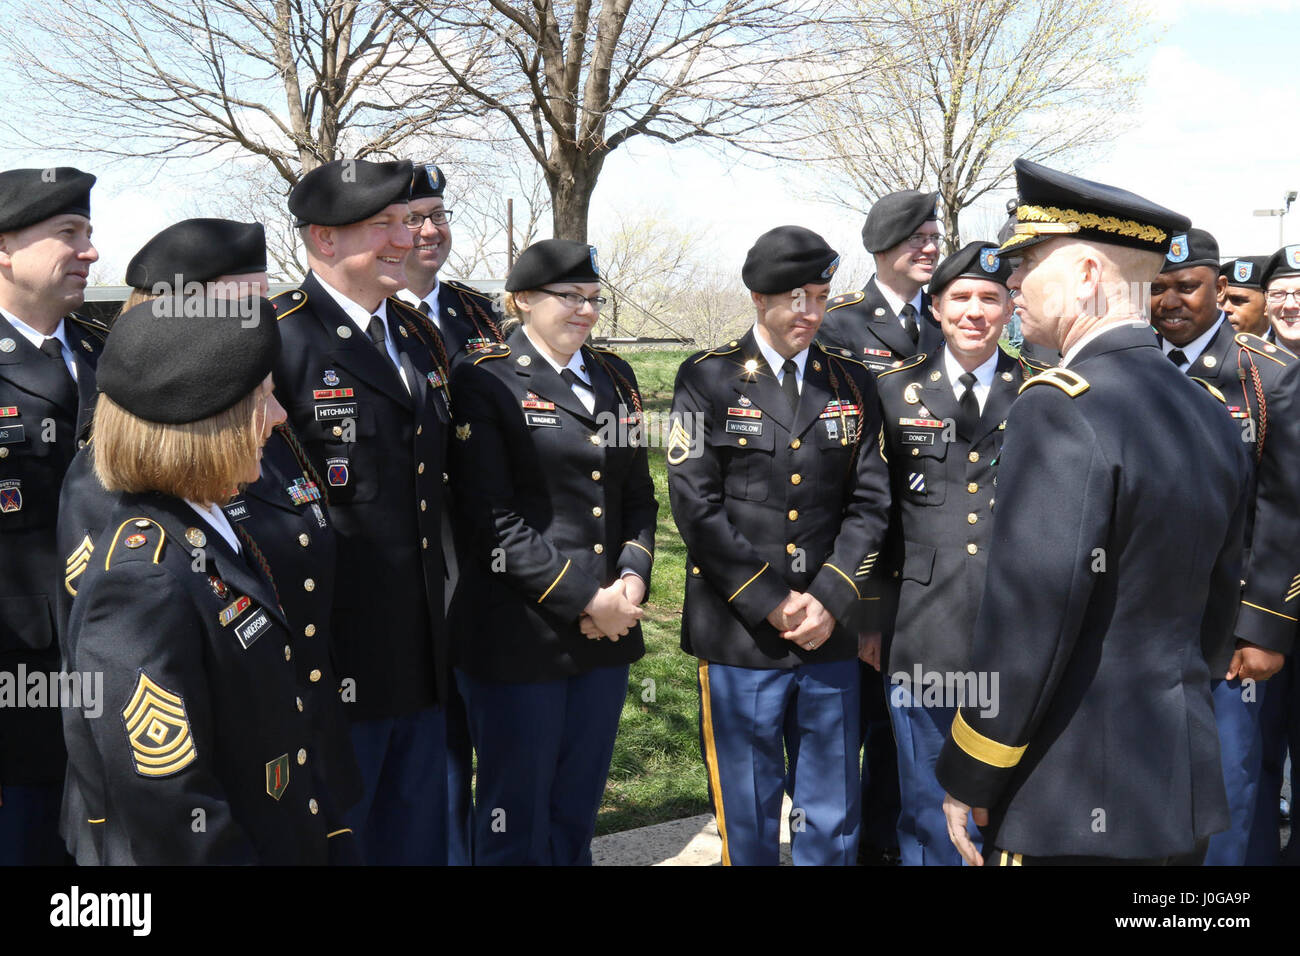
[
  {"xmin": 1000, "ymin": 850, "xmax": 1007, "ymax": 866},
  {"xmin": 951, "ymin": 708, "xmax": 1027, "ymax": 768},
  {"xmin": 1013, "ymin": 852, "xmax": 1023, "ymax": 866},
  {"xmin": 822, "ymin": 562, "xmax": 861, "ymax": 599},
  {"xmin": 1241, "ymin": 600, "xmax": 1299, "ymax": 622},
  {"xmin": 327, "ymin": 828, "xmax": 353, "ymax": 839},
  {"xmin": 698, "ymin": 660, "xmax": 731, "ymax": 867},
  {"xmin": 728, "ymin": 563, "xmax": 769, "ymax": 603},
  {"xmin": 537, "ymin": 559, "xmax": 571, "ymax": 604},
  {"xmin": 623, "ymin": 540, "xmax": 653, "ymax": 559}
]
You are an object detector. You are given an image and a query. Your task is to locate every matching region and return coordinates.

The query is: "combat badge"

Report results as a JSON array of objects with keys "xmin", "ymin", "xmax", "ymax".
[{"xmin": 122, "ymin": 672, "xmax": 197, "ymax": 777}]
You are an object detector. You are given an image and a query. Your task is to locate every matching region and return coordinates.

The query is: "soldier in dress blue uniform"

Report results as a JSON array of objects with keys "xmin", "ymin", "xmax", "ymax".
[
  {"xmin": 1219, "ymin": 257, "xmax": 1272, "ymax": 339},
  {"xmin": 272, "ymin": 158, "xmax": 451, "ymax": 864},
  {"xmin": 63, "ymin": 298, "xmax": 356, "ymax": 864},
  {"xmin": 0, "ymin": 167, "xmax": 103, "ymax": 865},
  {"xmin": 868, "ymin": 241, "xmax": 1021, "ymax": 865},
  {"xmin": 667, "ymin": 226, "xmax": 892, "ymax": 865},
  {"xmin": 938, "ymin": 159, "xmax": 1250, "ymax": 865},
  {"xmin": 395, "ymin": 162, "xmax": 504, "ymax": 865},
  {"xmin": 1150, "ymin": 227, "xmax": 1300, "ymax": 866},
  {"xmin": 1249, "ymin": 244, "xmax": 1300, "ymax": 864},
  {"xmin": 447, "ymin": 239, "xmax": 656, "ymax": 865}
]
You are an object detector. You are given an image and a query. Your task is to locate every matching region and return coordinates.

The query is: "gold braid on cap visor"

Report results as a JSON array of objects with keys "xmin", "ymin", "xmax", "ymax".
[{"xmin": 1013, "ymin": 204, "xmax": 1169, "ymax": 245}]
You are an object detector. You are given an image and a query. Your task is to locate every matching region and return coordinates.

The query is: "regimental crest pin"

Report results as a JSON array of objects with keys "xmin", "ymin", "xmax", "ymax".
[
  {"xmin": 1234, "ymin": 261, "xmax": 1253, "ymax": 283},
  {"xmin": 821, "ymin": 255, "xmax": 841, "ymax": 280},
  {"xmin": 738, "ymin": 394, "xmax": 752, "ymax": 407},
  {"xmin": 455, "ymin": 423, "xmax": 471, "ymax": 442},
  {"xmin": 322, "ymin": 369, "xmax": 341, "ymax": 386},
  {"xmin": 980, "ymin": 248, "xmax": 1000, "ymax": 273},
  {"xmin": 1167, "ymin": 234, "xmax": 1188, "ymax": 264},
  {"xmin": 209, "ymin": 576, "xmax": 229, "ymax": 600}
]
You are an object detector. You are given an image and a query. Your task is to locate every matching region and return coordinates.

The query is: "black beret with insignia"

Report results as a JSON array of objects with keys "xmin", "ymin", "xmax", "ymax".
[
  {"xmin": 410, "ymin": 163, "xmax": 445, "ymax": 200},
  {"xmin": 125, "ymin": 219, "xmax": 267, "ymax": 290},
  {"xmin": 505, "ymin": 239, "xmax": 600, "ymax": 291},
  {"xmin": 1262, "ymin": 245, "xmax": 1300, "ymax": 288},
  {"xmin": 1000, "ymin": 158, "xmax": 1190, "ymax": 256},
  {"xmin": 861, "ymin": 189, "xmax": 939, "ymax": 253},
  {"xmin": 1160, "ymin": 227, "xmax": 1219, "ymax": 273},
  {"xmin": 0, "ymin": 167, "xmax": 96, "ymax": 233},
  {"xmin": 98, "ymin": 299, "xmax": 280, "ymax": 424},
  {"xmin": 289, "ymin": 158, "xmax": 413, "ymax": 227},
  {"xmin": 741, "ymin": 225, "xmax": 840, "ymax": 294},
  {"xmin": 929, "ymin": 240, "xmax": 1012, "ymax": 296},
  {"xmin": 1219, "ymin": 256, "xmax": 1268, "ymax": 290}
]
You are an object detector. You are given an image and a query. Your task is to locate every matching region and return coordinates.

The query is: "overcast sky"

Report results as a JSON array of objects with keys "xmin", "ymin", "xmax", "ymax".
[{"xmin": 2, "ymin": 0, "xmax": 1296, "ymax": 288}]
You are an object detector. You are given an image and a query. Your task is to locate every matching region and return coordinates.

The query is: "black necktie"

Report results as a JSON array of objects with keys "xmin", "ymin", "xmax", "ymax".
[
  {"xmin": 560, "ymin": 368, "xmax": 580, "ymax": 389},
  {"xmin": 901, "ymin": 304, "xmax": 919, "ymax": 348},
  {"xmin": 418, "ymin": 300, "xmax": 432, "ymax": 316},
  {"xmin": 40, "ymin": 336, "xmax": 77, "ymax": 409},
  {"xmin": 366, "ymin": 315, "xmax": 386, "ymax": 349},
  {"xmin": 1168, "ymin": 348, "xmax": 1188, "ymax": 368},
  {"xmin": 780, "ymin": 359, "xmax": 799, "ymax": 412},
  {"xmin": 958, "ymin": 371, "xmax": 980, "ymax": 436}
]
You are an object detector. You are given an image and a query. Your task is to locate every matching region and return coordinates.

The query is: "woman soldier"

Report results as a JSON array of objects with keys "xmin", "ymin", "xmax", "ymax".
[
  {"xmin": 448, "ymin": 239, "xmax": 657, "ymax": 865},
  {"xmin": 62, "ymin": 297, "xmax": 355, "ymax": 864}
]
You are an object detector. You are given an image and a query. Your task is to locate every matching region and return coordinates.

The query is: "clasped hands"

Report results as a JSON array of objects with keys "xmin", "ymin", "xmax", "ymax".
[
  {"xmin": 579, "ymin": 575, "xmax": 646, "ymax": 641},
  {"xmin": 767, "ymin": 590, "xmax": 835, "ymax": 650}
]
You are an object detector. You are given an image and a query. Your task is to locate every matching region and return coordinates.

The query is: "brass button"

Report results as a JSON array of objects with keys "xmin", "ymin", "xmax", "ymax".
[
  {"xmin": 332, "ymin": 425, "xmax": 342, "ymax": 437},
  {"xmin": 594, "ymin": 543, "xmax": 604, "ymax": 554},
  {"xmin": 284, "ymin": 646, "xmax": 292, "ymax": 662},
  {"xmin": 420, "ymin": 499, "xmax": 427, "ymax": 512},
  {"xmin": 911, "ymin": 448, "xmax": 919, "ymax": 457},
  {"xmin": 968, "ymin": 451, "xmax": 979, "ymax": 463},
  {"xmin": 990, "ymin": 498, "xmax": 995, "ymax": 511},
  {"xmin": 298, "ymin": 533, "xmax": 310, "ymax": 547},
  {"xmin": 416, "ymin": 425, "xmax": 423, "ymax": 436},
  {"xmin": 967, "ymin": 513, "xmax": 978, "ymax": 525},
  {"xmin": 304, "ymin": 624, "xmax": 316, "ymax": 637},
  {"xmin": 589, "ymin": 434, "xmax": 601, "ymax": 445},
  {"xmin": 691, "ymin": 566, "xmax": 701, "ymax": 575},
  {"xmin": 967, "ymin": 482, "xmax": 978, "ymax": 494},
  {"xmin": 304, "ymin": 578, "xmax": 315, "ymax": 592},
  {"xmin": 592, "ymin": 506, "xmax": 602, "ymax": 518},
  {"xmin": 77, "ymin": 440, "xmax": 86, "ymax": 449},
  {"xmin": 417, "ymin": 462, "xmax": 425, "ymax": 474},
  {"xmin": 309, "ymin": 799, "xmax": 319, "ymax": 815},
  {"xmin": 790, "ymin": 438, "xmax": 801, "ymax": 449},
  {"xmin": 309, "ymin": 669, "xmax": 322, "ymax": 683},
  {"xmin": 442, "ymin": 472, "xmax": 449, "ymax": 485},
  {"xmin": 591, "ymin": 470, "xmax": 601, "ymax": 481},
  {"xmin": 422, "ymin": 537, "xmax": 429, "ymax": 549},
  {"xmin": 787, "ymin": 510, "xmax": 798, "ymax": 521},
  {"xmin": 786, "ymin": 543, "xmax": 796, "ymax": 555},
  {"xmin": 738, "ymin": 437, "xmax": 748, "ymax": 446},
  {"xmin": 297, "ymin": 749, "xmax": 307, "ymax": 766},
  {"xmin": 966, "ymin": 543, "xmax": 978, "ymax": 555},
  {"xmin": 296, "ymin": 697, "xmax": 303, "ymax": 712},
  {"xmin": 0, "ymin": 447, "xmax": 7, "ymax": 458},
  {"xmin": 790, "ymin": 474, "xmax": 802, "ymax": 485}
]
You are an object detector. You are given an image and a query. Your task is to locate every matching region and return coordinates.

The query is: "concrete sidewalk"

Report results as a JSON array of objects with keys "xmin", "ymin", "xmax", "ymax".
[{"xmin": 592, "ymin": 796, "xmax": 794, "ymax": 866}]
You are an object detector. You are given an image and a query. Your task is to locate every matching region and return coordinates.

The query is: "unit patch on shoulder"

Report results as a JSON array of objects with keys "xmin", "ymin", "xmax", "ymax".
[{"xmin": 121, "ymin": 672, "xmax": 197, "ymax": 778}]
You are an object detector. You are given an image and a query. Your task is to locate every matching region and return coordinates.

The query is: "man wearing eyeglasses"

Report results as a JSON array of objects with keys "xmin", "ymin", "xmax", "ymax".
[
  {"xmin": 398, "ymin": 163, "xmax": 505, "ymax": 363},
  {"xmin": 271, "ymin": 158, "xmax": 452, "ymax": 865},
  {"xmin": 1264, "ymin": 246, "xmax": 1300, "ymax": 353},
  {"xmin": 1150, "ymin": 228, "xmax": 1300, "ymax": 866},
  {"xmin": 820, "ymin": 190, "xmax": 944, "ymax": 375}
]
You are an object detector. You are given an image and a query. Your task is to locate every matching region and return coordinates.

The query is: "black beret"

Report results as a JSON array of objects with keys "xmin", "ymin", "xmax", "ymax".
[
  {"xmin": 410, "ymin": 163, "xmax": 445, "ymax": 200},
  {"xmin": 741, "ymin": 226, "xmax": 840, "ymax": 294},
  {"xmin": 1161, "ymin": 227, "xmax": 1219, "ymax": 273},
  {"xmin": 505, "ymin": 239, "xmax": 600, "ymax": 292},
  {"xmin": 862, "ymin": 190, "xmax": 939, "ymax": 253},
  {"xmin": 125, "ymin": 219, "xmax": 267, "ymax": 290},
  {"xmin": 1219, "ymin": 256, "xmax": 1268, "ymax": 290},
  {"xmin": 98, "ymin": 298, "xmax": 280, "ymax": 424},
  {"xmin": 1262, "ymin": 245, "xmax": 1300, "ymax": 288},
  {"xmin": 0, "ymin": 167, "xmax": 95, "ymax": 233},
  {"xmin": 929, "ymin": 241, "xmax": 1012, "ymax": 296},
  {"xmin": 1001, "ymin": 159, "xmax": 1190, "ymax": 256},
  {"xmin": 289, "ymin": 158, "xmax": 413, "ymax": 227}
]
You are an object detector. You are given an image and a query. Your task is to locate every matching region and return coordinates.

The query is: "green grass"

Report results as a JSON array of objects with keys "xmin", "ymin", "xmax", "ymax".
[{"xmin": 597, "ymin": 348, "xmax": 713, "ymax": 834}]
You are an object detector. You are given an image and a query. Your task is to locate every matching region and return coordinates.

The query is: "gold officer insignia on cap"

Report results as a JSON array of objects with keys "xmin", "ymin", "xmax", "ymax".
[
  {"xmin": 122, "ymin": 672, "xmax": 197, "ymax": 778},
  {"xmin": 186, "ymin": 527, "xmax": 207, "ymax": 548},
  {"xmin": 64, "ymin": 534, "xmax": 93, "ymax": 596},
  {"xmin": 455, "ymin": 423, "xmax": 471, "ymax": 441}
]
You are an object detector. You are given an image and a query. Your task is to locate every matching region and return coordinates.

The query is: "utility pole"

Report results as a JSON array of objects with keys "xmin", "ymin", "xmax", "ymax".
[{"xmin": 1254, "ymin": 190, "xmax": 1298, "ymax": 246}]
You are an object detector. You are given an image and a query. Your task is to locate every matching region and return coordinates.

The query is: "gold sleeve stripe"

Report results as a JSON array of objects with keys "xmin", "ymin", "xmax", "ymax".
[
  {"xmin": 728, "ymin": 563, "xmax": 769, "ymax": 603},
  {"xmin": 327, "ymin": 828, "xmax": 354, "ymax": 838},
  {"xmin": 697, "ymin": 661, "xmax": 731, "ymax": 866},
  {"xmin": 537, "ymin": 559, "xmax": 572, "ymax": 604},
  {"xmin": 951, "ymin": 708, "xmax": 1026, "ymax": 769},
  {"xmin": 87, "ymin": 818, "xmax": 105, "ymax": 824},
  {"xmin": 623, "ymin": 540, "xmax": 653, "ymax": 559},
  {"xmin": 823, "ymin": 562, "xmax": 861, "ymax": 599},
  {"xmin": 1241, "ymin": 600, "xmax": 1299, "ymax": 622}
]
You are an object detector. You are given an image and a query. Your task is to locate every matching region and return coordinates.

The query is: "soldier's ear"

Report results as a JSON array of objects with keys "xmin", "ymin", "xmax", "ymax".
[
  {"xmin": 1215, "ymin": 274, "xmax": 1228, "ymax": 297},
  {"xmin": 307, "ymin": 224, "xmax": 334, "ymax": 258},
  {"xmin": 750, "ymin": 290, "xmax": 766, "ymax": 314},
  {"xmin": 0, "ymin": 231, "xmax": 10, "ymax": 266}
]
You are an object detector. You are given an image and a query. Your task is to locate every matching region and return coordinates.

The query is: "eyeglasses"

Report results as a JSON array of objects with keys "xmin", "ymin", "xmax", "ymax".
[
  {"xmin": 403, "ymin": 209, "xmax": 454, "ymax": 229},
  {"xmin": 904, "ymin": 232, "xmax": 942, "ymax": 250},
  {"xmin": 1266, "ymin": 289, "xmax": 1300, "ymax": 304},
  {"xmin": 538, "ymin": 289, "xmax": 606, "ymax": 309}
]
